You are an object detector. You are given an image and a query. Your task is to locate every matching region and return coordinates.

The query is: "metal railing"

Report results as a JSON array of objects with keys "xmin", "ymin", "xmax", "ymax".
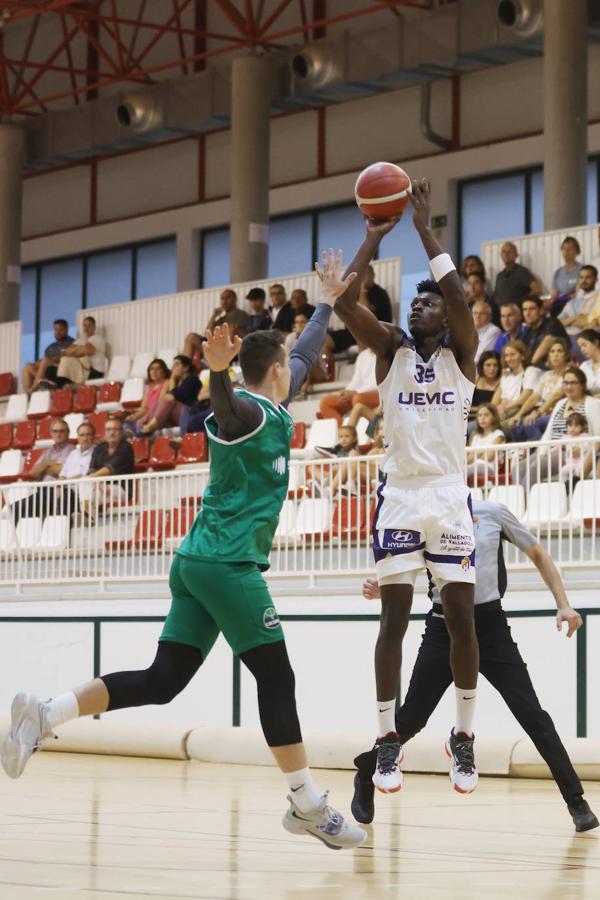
[{"xmin": 0, "ymin": 435, "xmax": 598, "ymax": 586}]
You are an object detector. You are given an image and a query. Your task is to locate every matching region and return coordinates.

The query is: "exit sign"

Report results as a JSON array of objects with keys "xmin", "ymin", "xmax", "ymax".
[{"xmin": 431, "ymin": 215, "xmax": 447, "ymax": 229}]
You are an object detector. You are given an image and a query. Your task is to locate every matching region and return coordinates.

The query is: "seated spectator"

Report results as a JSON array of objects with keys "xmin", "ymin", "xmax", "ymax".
[
  {"xmin": 491, "ymin": 340, "xmax": 540, "ymax": 430},
  {"xmin": 124, "ymin": 358, "xmax": 170, "ymax": 434},
  {"xmin": 461, "ymin": 255, "xmax": 489, "ymax": 292},
  {"xmin": 577, "ymin": 329, "xmax": 600, "ymax": 396},
  {"xmin": 180, "ymin": 367, "xmax": 237, "ymax": 436},
  {"xmin": 208, "ymin": 289, "xmax": 248, "ymax": 338},
  {"xmin": 22, "ymin": 319, "xmax": 74, "ymax": 394},
  {"xmin": 268, "ymin": 283, "xmax": 294, "ymax": 334},
  {"xmin": 509, "ymin": 338, "xmax": 570, "ymax": 442},
  {"xmin": 560, "ymin": 412, "xmax": 593, "ymax": 488},
  {"xmin": 558, "ymin": 266, "xmax": 598, "ymax": 351},
  {"xmin": 182, "ymin": 333, "xmax": 204, "ymax": 372},
  {"xmin": 473, "ymin": 301, "xmax": 501, "ymax": 364},
  {"xmin": 511, "ymin": 367, "xmax": 600, "ymax": 487},
  {"xmin": 466, "ymin": 273, "xmax": 495, "ymax": 321},
  {"xmin": 469, "ymin": 351, "xmax": 501, "ymax": 425},
  {"xmin": 318, "ymin": 346, "xmax": 378, "ymax": 426},
  {"xmin": 141, "ymin": 355, "xmax": 200, "ymax": 434},
  {"xmin": 285, "ymin": 314, "xmax": 329, "ymax": 395},
  {"xmin": 310, "ymin": 425, "xmax": 360, "ymax": 496},
  {"xmin": 11, "ymin": 417, "xmax": 74, "ymax": 523},
  {"xmin": 88, "ymin": 417, "xmax": 135, "ymax": 505},
  {"xmin": 290, "ymin": 288, "xmax": 315, "ymax": 320},
  {"xmin": 55, "ymin": 316, "xmax": 107, "ymax": 386},
  {"xmin": 466, "ymin": 404, "xmax": 506, "ymax": 481},
  {"xmin": 550, "ymin": 236, "xmax": 582, "ymax": 307},
  {"xmin": 363, "ymin": 265, "xmax": 393, "ymax": 322},
  {"xmin": 245, "ymin": 288, "xmax": 273, "ymax": 333},
  {"xmin": 493, "ymin": 302, "xmax": 526, "ymax": 355},
  {"xmin": 493, "ymin": 242, "xmax": 542, "ymax": 308},
  {"xmin": 58, "ymin": 421, "xmax": 96, "ymax": 521},
  {"xmin": 521, "ymin": 296, "xmax": 569, "ymax": 368}
]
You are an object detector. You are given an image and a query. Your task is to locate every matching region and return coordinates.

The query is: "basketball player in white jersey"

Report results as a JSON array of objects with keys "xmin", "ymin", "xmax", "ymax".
[{"xmin": 335, "ymin": 180, "xmax": 479, "ymax": 794}]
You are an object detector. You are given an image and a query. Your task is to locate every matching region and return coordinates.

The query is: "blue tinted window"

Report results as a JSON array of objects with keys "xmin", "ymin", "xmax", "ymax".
[
  {"xmin": 530, "ymin": 169, "xmax": 544, "ymax": 234},
  {"xmin": 87, "ymin": 248, "xmax": 132, "ymax": 308},
  {"xmin": 202, "ymin": 229, "xmax": 230, "ymax": 287},
  {"xmin": 587, "ymin": 159, "xmax": 598, "ymax": 225},
  {"xmin": 379, "ymin": 216, "xmax": 430, "ymax": 331},
  {"xmin": 20, "ymin": 267, "xmax": 37, "ymax": 372},
  {"xmin": 317, "ymin": 205, "xmax": 365, "ymax": 262},
  {"xmin": 39, "ymin": 258, "xmax": 83, "ymax": 353},
  {"xmin": 269, "ymin": 215, "xmax": 312, "ymax": 277},
  {"xmin": 461, "ymin": 175, "xmax": 526, "ymax": 259},
  {"xmin": 136, "ymin": 238, "xmax": 177, "ymax": 298}
]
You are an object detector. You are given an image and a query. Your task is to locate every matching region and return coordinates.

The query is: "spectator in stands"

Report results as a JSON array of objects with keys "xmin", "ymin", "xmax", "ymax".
[
  {"xmin": 493, "ymin": 242, "xmax": 542, "ymax": 308},
  {"xmin": 54, "ymin": 316, "xmax": 107, "ymax": 387},
  {"xmin": 466, "ymin": 404, "xmax": 506, "ymax": 481},
  {"xmin": 285, "ymin": 314, "xmax": 330, "ymax": 395},
  {"xmin": 58, "ymin": 421, "xmax": 96, "ymax": 522},
  {"xmin": 141, "ymin": 355, "xmax": 200, "ymax": 434},
  {"xmin": 550, "ymin": 236, "xmax": 582, "ymax": 307},
  {"xmin": 311, "ymin": 425, "xmax": 360, "ymax": 495},
  {"xmin": 521, "ymin": 296, "xmax": 569, "ymax": 368},
  {"xmin": 512, "ymin": 367, "xmax": 600, "ymax": 486},
  {"xmin": 560, "ymin": 413, "xmax": 593, "ymax": 488},
  {"xmin": 558, "ymin": 266, "xmax": 599, "ymax": 349},
  {"xmin": 318, "ymin": 346, "xmax": 378, "ymax": 426},
  {"xmin": 290, "ymin": 288, "xmax": 315, "ymax": 320},
  {"xmin": 245, "ymin": 288, "xmax": 272, "ymax": 333},
  {"xmin": 363, "ymin": 265, "xmax": 393, "ymax": 323},
  {"xmin": 466, "ymin": 273, "xmax": 494, "ymax": 320},
  {"xmin": 473, "ymin": 301, "xmax": 501, "ymax": 364},
  {"xmin": 89, "ymin": 417, "xmax": 135, "ymax": 503},
  {"xmin": 182, "ymin": 333, "xmax": 204, "ymax": 372},
  {"xmin": 179, "ymin": 367, "xmax": 238, "ymax": 436},
  {"xmin": 493, "ymin": 302, "xmax": 526, "ymax": 355},
  {"xmin": 124, "ymin": 358, "xmax": 170, "ymax": 434},
  {"xmin": 468, "ymin": 351, "xmax": 501, "ymax": 427},
  {"xmin": 577, "ymin": 330, "xmax": 600, "ymax": 396},
  {"xmin": 461, "ymin": 254, "xmax": 488, "ymax": 291},
  {"xmin": 509, "ymin": 338, "xmax": 570, "ymax": 441},
  {"xmin": 491, "ymin": 340, "xmax": 540, "ymax": 430},
  {"xmin": 22, "ymin": 319, "xmax": 74, "ymax": 394},
  {"xmin": 11, "ymin": 418, "xmax": 74, "ymax": 523},
  {"xmin": 207, "ymin": 289, "xmax": 248, "ymax": 338},
  {"xmin": 268, "ymin": 284, "xmax": 294, "ymax": 334}
]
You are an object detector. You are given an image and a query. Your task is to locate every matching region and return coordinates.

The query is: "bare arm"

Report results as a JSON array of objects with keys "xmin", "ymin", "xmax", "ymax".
[
  {"xmin": 410, "ymin": 180, "xmax": 477, "ymax": 382},
  {"xmin": 530, "ymin": 334, "xmax": 555, "ymax": 367},
  {"xmin": 525, "ymin": 543, "xmax": 582, "ymax": 637}
]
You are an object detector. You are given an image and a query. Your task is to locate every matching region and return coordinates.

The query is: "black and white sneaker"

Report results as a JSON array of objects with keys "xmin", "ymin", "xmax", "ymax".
[
  {"xmin": 283, "ymin": 791, "xmax": 367, "ymax": 849},
  {"xmin": 372, "ymin": 732, "xmax": 404, "ymax": 793},
  {"xmin": 445, "ymin": 728, "xmax": 478, "ymax": 794}
]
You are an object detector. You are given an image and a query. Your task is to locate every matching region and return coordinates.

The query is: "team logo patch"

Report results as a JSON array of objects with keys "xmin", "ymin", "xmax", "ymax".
[
  {"xmin": 263, "ymin": 608, "xmax": 281, "ymax": 630},
  {"xmin": 380, "ymin": 529, "xmax": 422, "ymax": 551},
  {"xmin": 272, "ymin": 455, "xmax": 287, "ymax": 476},
  {"xmin": 461, "ymin": 556, "xmax": 471, "ymax": 572}
]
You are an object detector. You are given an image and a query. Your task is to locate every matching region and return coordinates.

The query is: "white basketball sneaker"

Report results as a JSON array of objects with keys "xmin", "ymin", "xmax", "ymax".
[
  {"xmin": 283, "ymin": 791, "xmax": 367, "ymax": 850},
  {"xmin": 372, "ymin": 732, "xmax": 404, "ymax": 793},
  {"xmin": 445, "ymin": 728, "xmax": 478, "ymax": 794},
  {"xmin": 0, "ymin": 692, "xmax": 55, "ymax": 779}
]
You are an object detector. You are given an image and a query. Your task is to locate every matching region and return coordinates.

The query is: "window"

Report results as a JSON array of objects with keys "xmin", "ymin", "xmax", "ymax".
[
  {"xmin": 379, "ymin": 216, "xmax": 430, "ymax": 330},
  {"xmin": 38, "ymin": 258, "xmax": 83, "ymax": 352},
  {"xmin": 87, "ymin": 248, "xmax": 133, "ymax": 308},
  {"xmin": 460, "ymin": 174, "xmax": 526, "ymax": 260},
  {"xmin": 587, "ymin": 158, "xmax": 598, "ymax": 225},
  {"xmin": 317, "ymin": 205, "xmax": 365, "ymax": 263},
  {"xmin": 20, "ymin": 267, "xmax": 37, "ymax": 371},
  {"xmin": 136, "ymin": 238, "xmax": 177, "ymax": 299},
  {"xmin": 268, "ymin": 215, "xmax": 312, "ymax": 278},
  {"xmin": 202, "ymin": 229, "xmax": 230, "ymax": 288}
]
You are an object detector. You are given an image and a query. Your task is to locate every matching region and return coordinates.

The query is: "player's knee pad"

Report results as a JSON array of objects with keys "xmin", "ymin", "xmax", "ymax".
[
  {"xmin": 103, "ymin": 640, "xmax": 203, "ymax": 710},
  {"xmin": 240, "ymin": 641, "xmax": 302, "ymax": 747}
]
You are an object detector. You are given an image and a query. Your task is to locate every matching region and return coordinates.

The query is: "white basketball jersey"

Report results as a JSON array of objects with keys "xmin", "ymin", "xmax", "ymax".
[{"xmin": 378, "ymin": 343, "xmax": 474, "ymax": 479}]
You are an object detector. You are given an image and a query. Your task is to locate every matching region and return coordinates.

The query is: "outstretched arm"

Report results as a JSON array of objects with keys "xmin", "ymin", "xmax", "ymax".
[
  {"xmin": 411, "ymin": 180, "xmax": 477, "ymax": 382},
  {"xmin": 206, "ymin": 326, "xmax": 263, "ymax": 441},
  {"xmin": 525, "ymin": 543, "xmax": 582, "ymax": 638}
]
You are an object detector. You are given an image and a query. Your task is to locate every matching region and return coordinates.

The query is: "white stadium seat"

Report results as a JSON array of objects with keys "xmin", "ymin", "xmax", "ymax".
[
  {"xmin": 40, "ymin": 515, "xmax": 70, "ymax": 550},
  {"xmin": 119, "ymin": 377, "xmax": 145, "ymax": 410},
  {"xmin": 523, "ymin": 482, "xmax": 567, "ymax": 530},
  {"xmin": 488, "ymin": 485, "xmax": 526, "ymax": 519},
  {"xmin": 64, "ymin": 413, "xmax": 84, "ymax": 440},
  {"xmin": 3, "ymin": 394, "xmax": 28, "ymax": 424},
  {"xmin": 26, "ymin": 391, "xmax": 51, "ymax": 420},
  {"xmin": 306, "ymin": 419, "xmax": 339, "ymax": 450},
  {"xmin": 0, "ymin": 449, "xmax": 24, "ymax": 481},
  {"xmin": 567, "ymin": 480, "xmax": 600, "ymax": 527},
  {"xmin": 87, "ymin": 355, "xmax": 130, "ymax": 386},
  {"xmin": 16, "ymin": 517, "xmax": 43, "ymax": 550},
  {"xmin": 0, "ymin": 519, "xmax": 16, "ymax": 551},
  {"xmin": 129, "ymin": 352, "xmax": 155, "ymax": 380},
  {"xmin": 274, "ymin": 500, "xmax": 298, "ymax": 540},
  {"xmin": 295, "ymin": 498, "xmax": 332, "ymax": 539}
]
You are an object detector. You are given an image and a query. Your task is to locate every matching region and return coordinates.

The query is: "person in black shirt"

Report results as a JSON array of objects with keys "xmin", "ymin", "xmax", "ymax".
[
  {"xmin": 89, "ymin": 417, "xmax": 135, "ymax": 503},
  {"xmin": 493, "ymin": 242, "xmax": 542, "ymax": 307},
  {"xmin": 521, "ymin": 297, "xmax": 569, "ymax": 368},
  {"xmin": 245, "ymin": 288, "xmax": 273, "ymax": 333},
  {"xmin": 290, "ymin": 288, "xmax": 315, "ymax": 320},
  {"xmin": 364, "ymin": 265, "xmax": 393, "ymax": 322},
  {"xmin": 268, "ymin": 283, "xmax": 295, "ymax": 334},
  {"xmin": 141, "ymin": 355, "xmax": 200, "ymax": 433}
]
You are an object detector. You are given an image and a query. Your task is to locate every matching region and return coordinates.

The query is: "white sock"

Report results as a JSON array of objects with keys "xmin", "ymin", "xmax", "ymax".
[
  {"xmin": 376, "ymin": 699, "xmax": 397, "ymax": 738},
  {"xmin": 455, "ymin": 686, "xmax": 477, "ymax": 737},
  {"xmin": 285, "ymin": 767, "xmax": 322, "ymax": 813},
  {"xmin": 45, "ymin": 691, "xmax": 80, "ymax": 730}
]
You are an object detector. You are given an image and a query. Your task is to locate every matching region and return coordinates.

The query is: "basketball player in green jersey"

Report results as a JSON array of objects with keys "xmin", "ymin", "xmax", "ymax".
[{"xmin": 0, "ymin": 250, "xmax": 368, "ymax": 851}]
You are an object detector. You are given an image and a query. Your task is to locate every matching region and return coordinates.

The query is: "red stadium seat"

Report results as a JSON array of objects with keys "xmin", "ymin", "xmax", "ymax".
[
  {"xmin": 49, "ymin": 387, "xmax": 72, "ymax": 417},
  {"xmin": 326, "ymin": 497, "xmax": 368, "ymax": 542},
  {"xmin": 176, "ymin": 433, "xmax": 208, "ymax": 465},
  {"xmin": 87, "ymin": 411, "xmax": 109, "ymax": 436},
  {"xmin": 13, "ymin": 420, "xmax": 36, "ymax": 450},
  {"xmin": 131, "ymin": 437, "xmax": 151, "ymax": 472},
  {"xmin": 21, "ymin": 448, "xmax": 44, "ymax": 479},
  {"xmin": 36, "ymin": 416, "xmax": 53, "ymax": 444},
  {"xmin": 96, "ymin": 382, "xmax": 122, "ymax": 411},
  {"xmin": 0, "ymin": 422, "xmax": 12, "ymax": 452},
  {"xmin": 149, "ymin": 436, "xmax": 177, "ymax": 471},
  {"xmin": 165, "ymin": 506, "xmax": 196, "ymax": 541},
  {"xmin": 73, "ymin": 384, "xmax": 97, "ymax": 414},
  {"xmin": 0, "ymin": 372, "xmax": 15, "ymax": 397},
  {"xmin": 135, "ymin": 509, "xmax": 166, "ymax": 549},
  {"xmin": 290, "ymin": 423, "xmax": 306, "ymax": 449}
]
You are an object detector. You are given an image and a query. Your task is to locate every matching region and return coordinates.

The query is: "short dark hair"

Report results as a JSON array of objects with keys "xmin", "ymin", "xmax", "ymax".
[
  {"xmin": 561, "ymin": 235, "xmax": 581, "ymax": 254},
  {"xmin": 54, "ymin": 319, "xmax": 68, "ymax": 328},
  {"xmin": 239, "ymin": 330, "xmax": 285, "ymax": 384},
  {"xmin": 246, "ymin": 287, "xmax": 266, "ymax": 301},
  {"xmin": 172, "ymin": 354, "xmax": 192, "ymax": 373},
  {"xmin": 577, "ymin": 329, "xmax": 600, "ymax": 346},
  {"xmin": 476, "ymin": 350, "xmax": 501, "ymax": 379},
  {"xmin": 522, "ymin": 296, "xmax": 543, "ymax": 309},
  {"xmin": 581, "ymin": 264, "xmax": 598, "ymax": 279},
  {"xmin": 415, "ymin": 278, "xmax": 443, "ymax": 298},
  {"xmin": 563, "ymin": 365, "xmax": 587, "ymax": 390},
  {"xmin": 83, "ymin": 315, "xmax": 96, "ymax": 325}
]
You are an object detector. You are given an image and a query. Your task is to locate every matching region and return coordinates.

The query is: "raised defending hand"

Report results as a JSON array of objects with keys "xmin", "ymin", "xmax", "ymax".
[
  {"xmin": 203, "ymin": 325, "xmax": 242, "ymax": 372},
  {"xmin": 410, "ymin": 178, "xmax": 431, "ymax": 231},
  {"xmin": 556, "ymin": 607, "xmax": 583, "ymax": 638},
  {"xmin": 315, "ymin": 249, "xmax": 358, "ymax": 306},
  {"xmin": 362, "ymin": 577, "xmax": 381, "ymax": 601}
]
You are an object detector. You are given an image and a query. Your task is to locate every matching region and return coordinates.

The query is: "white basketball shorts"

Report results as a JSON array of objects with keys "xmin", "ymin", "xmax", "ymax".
[{"xmin": 372, "ymin": 472, "xmax": 476, "ymax": 587}]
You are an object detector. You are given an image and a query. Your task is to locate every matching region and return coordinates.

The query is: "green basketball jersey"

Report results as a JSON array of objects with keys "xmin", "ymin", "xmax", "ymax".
[{"xmin": 177, "ymin": 390, "xmax": 294, "ymax": 570}]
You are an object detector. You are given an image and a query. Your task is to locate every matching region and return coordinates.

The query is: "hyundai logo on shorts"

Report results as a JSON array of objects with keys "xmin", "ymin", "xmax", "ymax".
[{"xmin": 381, "ymin": 529, "xmax": 421, "ymax": 550}]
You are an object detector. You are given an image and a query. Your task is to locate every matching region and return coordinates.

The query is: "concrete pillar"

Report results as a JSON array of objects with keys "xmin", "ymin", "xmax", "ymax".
[
  {"xmin": 543, "ymin": 0, "xmax": 587, "ymax": 231},
  {"xmin": 0, "ymin": 125, "xmax": 25, "ymax": 323},
  {"xmin": 176, "ymin": 227, "xmax": 200, "ymax": 292},
  {"xmin": 230, "ymin": 54, "xmax": 270, "ymax": 283}
]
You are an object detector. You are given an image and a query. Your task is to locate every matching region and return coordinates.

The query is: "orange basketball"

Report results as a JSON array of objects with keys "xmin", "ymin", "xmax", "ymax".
[{"xmin": 354, "ymin": 162, "xmax": 412, "ymax": 219}]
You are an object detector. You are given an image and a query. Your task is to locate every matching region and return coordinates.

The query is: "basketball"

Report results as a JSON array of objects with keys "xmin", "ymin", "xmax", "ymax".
[{"xmin": 354, "ymin": 162, "xmax": 412, "ymax": 219}]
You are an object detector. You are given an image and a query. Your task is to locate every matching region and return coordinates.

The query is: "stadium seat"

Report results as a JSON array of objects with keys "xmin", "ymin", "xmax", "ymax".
[
  {"xmin": 523, "ymin": 482, "xmax": 568, "ymax": 530},
  {"xmin": 290, "ymin": 423, "xmax": 306, "ymax": 449},
  {"xmin": 295, "ymin": 498, "xmax": 332, "ymax": 540},
  {"xmin": 326, "ymin": 497, "xmax": 369, "ymax": 542},
  {"xmin": 96, "ymin": 382, "xmax": 122, "ymax": 413},
  {"xmin": 487, "ymin": 485, "xmax": 526, "ymax": 518},
  {"xmin": 87, "ymin": 411, "xmax": 109, "ymax": 436},
  {"xmin": 64, "ymin": 412, "xmax": 85, "ymax": 441},
  {"xmin": 0, "ymin": 422, "xmax": 13, "ymax": 452},
  {"xmin": 35, "ymin": 417, "xmax": 53, "ymax": 449},
  {"xmin": 306, "ymin": 419, "xmax": 339, "ymax": 451},
  {"xmin": 49, "ymin": 387, "xmax": 72, "ymax": 417},
  {"xmin": 158, "ymin": 348, "xmax": 177, "ymax": 369},
  {"xmin": 0, "ymin": 449, "xmax": 24, "ymax": 483},
  {"xmin": 135, "ymin": 509, "xmax": 166, "ymax": 549},
  {"xmin": 131, "ymin": 437, "xmax": 150, "ymax": 472},
  {"xmin": 12, "ymin": 420, "xmax": 36, "ymax": 451},
  {"xmin": 27, "ymin": 391, "xmax": 51, "ymax": 420},
  {"xmin": 4, "ymin": 394, "xmax": 28, "ymax": 424},
  {"xmin": 176, "ymin": 433, "xmax": 208, "ymax": 465},
  {"xmin": 120, "ymin": 378, "xmax": 144, "ymax": 410},
  {"xmin": 0, "ymin": 520, "xmax": 17, "ymax": 551},
  {"xmin": 16, "ymin": 517, "xmax": 43, "ymax": 550},
  {"xmin": 274, "ymin": 499, "xmax": 298, "ymax": 540},
  {"xmin": 355, "ymin": 417, "xmax": 370, "ymax": 445},
  {"xmin": 21, "ymin": 448, "xmax": 44, "ymax": 480},
  {"xmin": 87, "ymin": 355, "xmax": 130, "ymax": 386},
  {"xmin": 39, "ymin": 515, "xmax": 70, "ymax": 550},
  {"xmin": 0, "ymin": 372, "xmax": 14, "ymax": 397},
  {"xmin": 149, "ymin": 436, "xmax": 177, "ymax": 471},
  {"xmin": 73, "ymin": 384, "xmax": 97, "ymax": 414},
  {"xmin": 568, "ymin": 480, "xmax": 600, "ymax": 529},
  {"xmin": 129, "ymin": 352, "xmax": 155, "ymax": 380},
  {"xmin": 165, "ymin": 506, "xmax": 196, "ymax": 542}
]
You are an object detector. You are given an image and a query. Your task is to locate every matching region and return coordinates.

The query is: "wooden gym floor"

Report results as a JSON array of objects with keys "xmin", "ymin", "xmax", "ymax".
[{"xmin": 0, "ymin": 753, "xmax": 598, "ymax": 899}]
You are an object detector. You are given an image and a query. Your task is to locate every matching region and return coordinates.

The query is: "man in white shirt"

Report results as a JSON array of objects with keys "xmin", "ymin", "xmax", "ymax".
[
  {"xmin": 559, "ymin": 266, "xmax": 599, "ymax": 336},
  {"xmin": 472, "ymin": 301, "xmax": 501, "ymax": 364},
  {"xmin": 59, "ymin": 421, "xmax": 96, "ymax": 521},
  {"xmin": 56, "ymin": 316, "xmax": 107, "ymax": 386},
  {"xmin": 318, "ymin": 346, "xmax": 377, "ymax": 425}
]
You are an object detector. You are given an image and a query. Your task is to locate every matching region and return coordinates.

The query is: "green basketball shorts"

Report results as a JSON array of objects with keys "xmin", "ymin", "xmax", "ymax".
[{"xmin": 160, "ymin": 554, "xmax": 284, "ymax": 658}]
